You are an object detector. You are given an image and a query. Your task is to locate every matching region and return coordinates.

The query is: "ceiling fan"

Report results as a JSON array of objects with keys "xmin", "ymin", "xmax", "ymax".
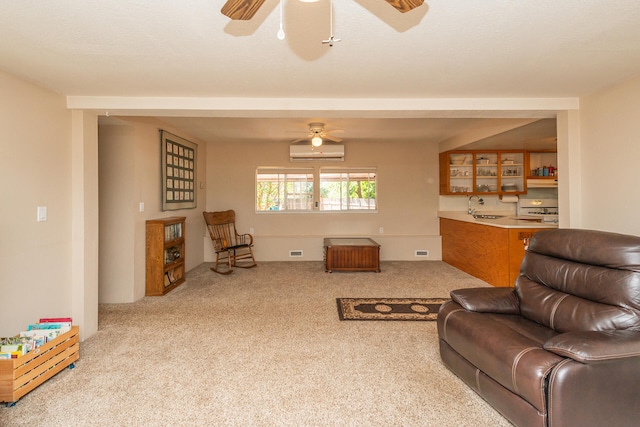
[
  {"xmin": 292, "ymin": 122, "xmax": 343, "ymax": 147},
  {"xmin": 221, "ymin": 0, "xmax": 424, "ymax": 21}
]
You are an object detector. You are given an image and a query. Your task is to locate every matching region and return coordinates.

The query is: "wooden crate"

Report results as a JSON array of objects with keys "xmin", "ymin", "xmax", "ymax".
[{"xmin": 0, "ymin": 326, "xmax": 79, "ymax": 405}]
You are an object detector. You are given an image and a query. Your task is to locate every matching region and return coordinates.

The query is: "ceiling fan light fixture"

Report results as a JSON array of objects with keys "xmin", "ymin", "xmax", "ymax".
[{"xmin": 311, "ymin": 135, "xmax": 323, "ymax": 147}]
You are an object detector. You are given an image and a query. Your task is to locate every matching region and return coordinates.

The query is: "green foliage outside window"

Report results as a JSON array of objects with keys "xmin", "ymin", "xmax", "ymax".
[
  {"xmin": 319, "ymin": 170, "xmax": 377, "ymax": 210},
  {"xmin": 256, "ymin": 170, "xmax": 313, "ymax": 211}
]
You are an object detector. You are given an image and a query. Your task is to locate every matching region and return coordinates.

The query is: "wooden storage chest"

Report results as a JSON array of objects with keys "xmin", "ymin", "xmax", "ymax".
[{"xmin": 324, "ymin": 238, "xmax": 381, "ymax": 272}]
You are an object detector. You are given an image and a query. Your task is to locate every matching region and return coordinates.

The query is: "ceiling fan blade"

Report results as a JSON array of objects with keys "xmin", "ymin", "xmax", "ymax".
[
  {"xmin": 384, "ymin": 0, "xmax": 424, "ymax": 13},
  {"xmin": 323, "ymin": 134, "xmax": 343, "ymax": 143},
  {"xmin": 291, "ymin": 137, "xmax": 310, "ymax": 144},
  {"xmin": 221, "ymin": 0, "xmax": 267, "ymax": 20}
]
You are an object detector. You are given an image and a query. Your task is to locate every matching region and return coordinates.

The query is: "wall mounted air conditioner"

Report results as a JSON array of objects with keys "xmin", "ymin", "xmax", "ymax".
[{"xmin": 290, "ymin": 145, "xmax": 344, "ymax": 161}]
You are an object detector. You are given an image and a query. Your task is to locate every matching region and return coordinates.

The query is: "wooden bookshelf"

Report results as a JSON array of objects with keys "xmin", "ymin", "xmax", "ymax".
[{"xmin": 145, "ymin": 217, "xmax": 186, "ymax": 296}]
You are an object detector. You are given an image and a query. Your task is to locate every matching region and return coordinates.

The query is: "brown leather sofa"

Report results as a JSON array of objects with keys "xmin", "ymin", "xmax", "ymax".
[{"xmin": 437, "ymin": 229, "xmax": 640, "ymax": 427}]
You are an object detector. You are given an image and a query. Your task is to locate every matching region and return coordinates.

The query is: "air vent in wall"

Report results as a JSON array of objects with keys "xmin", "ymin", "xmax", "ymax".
[
  {"xmin": 415, "ymin": 250, "xmax": 430, "ymax": 257},
  {"xmin": 289, "ymin": 250, "xmax": 303, "ymax": 257}
]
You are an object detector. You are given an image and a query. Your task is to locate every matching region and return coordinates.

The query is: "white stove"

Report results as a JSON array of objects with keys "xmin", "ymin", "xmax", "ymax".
[{"xmin": 517, "ymin": 198, "xmax": 558, "ymax": 223}]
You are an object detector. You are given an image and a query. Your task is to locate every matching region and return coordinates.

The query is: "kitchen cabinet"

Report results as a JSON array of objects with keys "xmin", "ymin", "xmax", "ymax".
[
  {"xmin": 440, "ymin": 217, "xmax": 543, "ymax": 287},
  {"xmin": 527, "ymin": 150, "xmax": 557, "ymax": 178},
  {"xmin": 440, "ymin": 150, "xmax": 526, "ymax": 196},
  {"xmin": 526, "ymin": 150, "xmax": 558, "ymax": 188}
]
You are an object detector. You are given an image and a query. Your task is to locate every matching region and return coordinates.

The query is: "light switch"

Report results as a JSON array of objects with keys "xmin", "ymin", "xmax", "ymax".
[
  {"xmin": 37, "ymin": 206, "xmax": 47, "ymax": 222},
  {"xmin": 139, "ymin": 202, "xmax": 145, "ymax": 212}
]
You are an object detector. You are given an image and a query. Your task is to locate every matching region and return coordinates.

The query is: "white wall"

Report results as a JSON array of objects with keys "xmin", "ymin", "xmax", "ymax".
[
  {"xmin": 98, "ymin": 120, "xmax": 137, "ymax": 302},
  {"xmin": 98, "ymin": 117, "xmax": 207, "ymax": 303},
  {"xmin": 0, "ymin": 70, "xmax": 74, "ymax": 336},
  {"xmin": 71, "ymin": 110, "xmax": 99, "ymax": 340},
  {"xmin": 579, "ymin": 75, "xmax": 640, "ymax": 236},
  {"xmin": 204, "ymin": 138, "xmax": 443, "ymax": 261}
]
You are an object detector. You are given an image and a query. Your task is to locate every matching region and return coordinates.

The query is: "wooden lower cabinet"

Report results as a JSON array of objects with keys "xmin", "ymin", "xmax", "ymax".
[{"xmin": 440, "ymin": 218, "xmax": 542, "ymax": 287}]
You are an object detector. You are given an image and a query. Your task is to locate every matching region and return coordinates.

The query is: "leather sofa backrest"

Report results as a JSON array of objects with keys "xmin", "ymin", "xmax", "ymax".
[{"xmin": 516, "ymin": 229, "xmax": 640, "ymax": 332}]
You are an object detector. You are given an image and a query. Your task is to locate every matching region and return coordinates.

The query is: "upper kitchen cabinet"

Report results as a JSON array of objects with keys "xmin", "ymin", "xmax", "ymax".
[
  {"xmin": 440, "ymin": 150, "xmax": 526, "ymax": 196},
  {"xmin": 499, "ymin": 151, "xmax": 525, "ymax": 193},
  {"xmin": 526, "ymin": 150, "xmax": 558, "ymax": 188},
  {"xmin": 440, "ymin": 151, "xmax": 474, "ymax": 194}
]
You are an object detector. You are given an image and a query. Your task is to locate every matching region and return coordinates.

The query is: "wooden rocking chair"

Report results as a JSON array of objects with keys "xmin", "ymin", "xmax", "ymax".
[{"xmin": 203, "ymin": 210, "xmax": 257, "ymax": 274}]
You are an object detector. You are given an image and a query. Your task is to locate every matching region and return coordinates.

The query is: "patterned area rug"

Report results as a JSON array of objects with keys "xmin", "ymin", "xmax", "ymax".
[{"xmin": 336, "ymin": 298, "xmax": 450, "ymax": 321}]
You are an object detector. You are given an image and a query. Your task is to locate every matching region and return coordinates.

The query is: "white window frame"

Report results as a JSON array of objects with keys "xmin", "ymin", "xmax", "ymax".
[
  {"xmin": 255, "ymin": 167, "xmax": 314, "ymax": 212},
  {"xmin": 319, "ymin": 167, "xmax": 377, "ymax": 212}
]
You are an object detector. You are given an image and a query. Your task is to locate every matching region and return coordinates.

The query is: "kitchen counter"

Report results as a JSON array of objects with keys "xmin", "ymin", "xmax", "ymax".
[
  {"xmin": 438, "ymin": 211, "xmax": 558, "ymax": 229},
  {"xmin": 439, "ymin": 212, "xmax": 556, "ymax": 287}
]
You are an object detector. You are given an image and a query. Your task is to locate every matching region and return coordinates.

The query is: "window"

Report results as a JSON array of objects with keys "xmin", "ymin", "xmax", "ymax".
[
  {"xmin": 256, "ymin": 168, "xmax": 314, "ymax": 211},
  {"xmin": 256, "ymin": 167, "xmax": 377, "ymax": 212},
  {"xmin": 319, "ymin": 168, "xmax": 377, "ymax": 211}
]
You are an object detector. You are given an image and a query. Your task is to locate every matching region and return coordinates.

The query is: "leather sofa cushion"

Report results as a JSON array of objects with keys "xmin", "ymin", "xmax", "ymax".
[
  {"xmin": 517, "ymin": 276, "xmax": 640, "ymax": 332},
  {"xmin": 519, "ymin": 251, "xmax": 640, "ymax": 313},
  {"xmin": 439, "ymin": 301, "xmax": 564, "ymax": 411},
  {"xmin": 527, "ymin": 229, "xmax": 640, "ymax": 273}
]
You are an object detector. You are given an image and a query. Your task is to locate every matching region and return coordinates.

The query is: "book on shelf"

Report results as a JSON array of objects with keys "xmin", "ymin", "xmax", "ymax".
[
  {"xmin": 164, "ymin": 269, "xmax": 178, "ymax": 286},
  {"xmin": 39, "ymin": 317, "xmax": 73, "ymax": 323},
  {"xmin": 164, "ymin": 223, "xmax": 183, "ymax": 241}
]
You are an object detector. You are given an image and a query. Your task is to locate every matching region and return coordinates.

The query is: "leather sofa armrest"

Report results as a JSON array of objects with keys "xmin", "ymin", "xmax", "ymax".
[
  {"xmin": 450, "ymin": 287, "xmax": 520, "ymax": 314},
  {"xmin": 544, "ymin": 330, "xmax": 640, "ymax": 363}
]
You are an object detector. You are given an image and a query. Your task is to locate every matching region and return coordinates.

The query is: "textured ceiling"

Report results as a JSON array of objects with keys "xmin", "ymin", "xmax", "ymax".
[{"xmin": 1, "ymin": 1, "xmax": 639, "ymax": 146}]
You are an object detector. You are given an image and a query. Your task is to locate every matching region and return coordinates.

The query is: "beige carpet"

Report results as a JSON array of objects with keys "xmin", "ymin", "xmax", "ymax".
[{"xmin": 0, "ymin": 261, "xmax": 512, "ymax": 426}]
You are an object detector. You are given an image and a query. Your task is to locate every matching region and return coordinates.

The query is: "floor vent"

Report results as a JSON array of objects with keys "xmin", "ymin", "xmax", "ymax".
[
  {"xmin": 289, "ymin": 250, "xmax": 303, "ymax": 257},
  {"xmin": 415, "ymin": 250, "xmax": 430, "ymax": 257}
]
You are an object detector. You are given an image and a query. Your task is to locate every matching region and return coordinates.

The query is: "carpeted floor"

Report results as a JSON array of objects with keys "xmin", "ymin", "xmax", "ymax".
[{"xmin": 0, "ymin": 261, "xmax": 512, "ymax": 427}]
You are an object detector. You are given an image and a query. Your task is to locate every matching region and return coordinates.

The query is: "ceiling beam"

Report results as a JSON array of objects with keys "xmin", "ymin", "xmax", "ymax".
[{"xmin": 67, "ymin": 96, "xmax": 578, "ymax": 119}]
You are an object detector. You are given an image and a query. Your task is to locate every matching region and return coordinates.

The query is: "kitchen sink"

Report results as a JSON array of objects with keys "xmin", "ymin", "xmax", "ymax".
[{"xmin": 472, "ymin": 214, "xmax": 505, "ymax": 220}]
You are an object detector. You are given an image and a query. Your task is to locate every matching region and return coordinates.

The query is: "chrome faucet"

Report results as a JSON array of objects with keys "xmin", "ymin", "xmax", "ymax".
[{"xmin": 468, "ymin": 195, "xmax": 484, "ymax": 215}]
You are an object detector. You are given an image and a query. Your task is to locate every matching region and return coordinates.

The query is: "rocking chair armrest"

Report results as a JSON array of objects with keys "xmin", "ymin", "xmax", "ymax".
[{"xmin": 237, "ymin": 233, "xmax": 253, "ymax": 245}]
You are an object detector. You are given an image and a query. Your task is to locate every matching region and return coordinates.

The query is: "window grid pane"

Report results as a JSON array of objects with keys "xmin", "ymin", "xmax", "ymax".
[
  {"xmin": 256, "ymin": 170, "xmax": 313, "ymax": 211},
  {"xmin": 319, "ymin": 169, "xmax": 377, "ymax": 211}
]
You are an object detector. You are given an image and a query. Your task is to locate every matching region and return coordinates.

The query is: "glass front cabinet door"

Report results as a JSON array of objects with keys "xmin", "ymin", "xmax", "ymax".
[
  {"xmin": 440, "ymin": 150, "xmax": 526, "ymax": 195},
  {"xmin": 444, "ymin": 152, "xmax": 473, "ymax": 194},
  {"xmin": 499, "ymin": 152, "xmax": 525, "ymax": 194}
]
